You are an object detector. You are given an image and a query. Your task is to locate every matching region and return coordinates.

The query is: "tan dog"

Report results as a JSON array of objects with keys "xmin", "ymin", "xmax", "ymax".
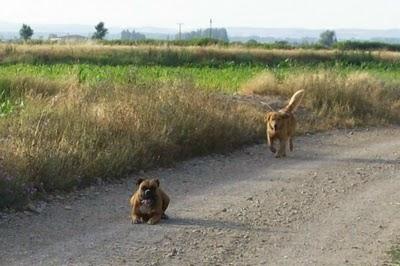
[
  {"xmin": 265, "ymin": 89, "xmax": 304, "ymax": 158},
  {"xmin": 130, "ymin": 178, "xmax": 170, "ymax": 225}
]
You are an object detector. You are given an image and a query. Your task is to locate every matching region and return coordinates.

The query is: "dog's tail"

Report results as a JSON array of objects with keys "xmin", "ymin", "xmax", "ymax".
[{"xmin": 283, "ymin": 89, "xmax": 305, "ymax": 113}]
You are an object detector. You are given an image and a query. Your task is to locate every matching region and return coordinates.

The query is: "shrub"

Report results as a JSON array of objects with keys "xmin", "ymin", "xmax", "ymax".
[{"xmin": 335, "ymin": 41, "xmax": 400, "ymax": 52}]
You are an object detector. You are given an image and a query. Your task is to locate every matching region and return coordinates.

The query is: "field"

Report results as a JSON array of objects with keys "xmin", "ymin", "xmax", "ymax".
[
  {"xmin": 0, "ymin": 64, "xmax": 263, "ymax": 93},
  {"xmin": 0, "ymin": 44, "xmax": 399, "ymax": 209}
]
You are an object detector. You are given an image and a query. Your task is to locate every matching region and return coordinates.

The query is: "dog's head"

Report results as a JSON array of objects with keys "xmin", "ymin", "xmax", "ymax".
[
  {"xmin": 135, "ymin": 178, "xmax": 160, "ymax": 206},
  {"xmin": 265, "ymin": 111, "xmax": 289, "ymax": 132}
]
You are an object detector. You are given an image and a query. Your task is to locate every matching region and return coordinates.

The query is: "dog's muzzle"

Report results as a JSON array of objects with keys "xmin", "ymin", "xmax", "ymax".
[
  {"xmin": 141, "ymin": 189, "xmax": 155, "ymax": 205},
  {"xmin": 144, "ymin": 189, "xmax": 151, "ymax": 197}
]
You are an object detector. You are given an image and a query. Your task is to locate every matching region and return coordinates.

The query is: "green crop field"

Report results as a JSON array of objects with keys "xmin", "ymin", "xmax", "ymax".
[
  {"xmin": 0, "ymin": 64, "xmax": 264, "ymax": 94},
  {"xmin": 1, "ymin": 63, "xmax": 400, "ymax": 95}
]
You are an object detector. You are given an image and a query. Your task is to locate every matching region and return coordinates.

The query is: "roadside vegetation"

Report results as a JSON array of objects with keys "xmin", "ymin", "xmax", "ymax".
[
  {"xmin": 389, "ymin": 246, "xmax": 400, "ymax": 265},
  {"xmin": 0, "ymin": 43, "xmax": 399, "ymax": 209},
  {"xmin": 0, "ymin": 76, "xmax": 263, "ymax": 209},
  {"xmin": 240, "ymin": 71, "xmax": 400, "ymax": 131}
]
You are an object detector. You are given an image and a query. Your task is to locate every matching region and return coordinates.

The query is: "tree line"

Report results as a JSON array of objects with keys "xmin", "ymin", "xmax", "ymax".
[
  {"xmin": 121, "ymin": 30, "xmax": 146, "ymax": 41},
  {"xmin": 12, "ymin": 23, "xmax": 400, "ymax": 52},
  {"xmin": 177, "ymin": 28, "xmax": 229, "ymax": 42}
]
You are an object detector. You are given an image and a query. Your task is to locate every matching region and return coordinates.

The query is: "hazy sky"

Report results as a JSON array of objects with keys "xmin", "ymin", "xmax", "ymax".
[{"xmin": 1, "ymin": 0, "xmax": 399, "ymax": 29}]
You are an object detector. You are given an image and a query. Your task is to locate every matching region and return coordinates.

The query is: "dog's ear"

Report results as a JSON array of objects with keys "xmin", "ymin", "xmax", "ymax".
[
  {"xmin": 136, "ymin": 178, "xmax": 144, "ymax": 186},
  {"xmin": 153, "ymin": 179, "xmax": 160, "ymax": 187}
]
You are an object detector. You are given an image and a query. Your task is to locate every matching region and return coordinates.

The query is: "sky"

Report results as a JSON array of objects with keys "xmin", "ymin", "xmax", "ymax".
[{"xmin": 1, "ymin": 0, "xmax": 399, "ymax": 29}]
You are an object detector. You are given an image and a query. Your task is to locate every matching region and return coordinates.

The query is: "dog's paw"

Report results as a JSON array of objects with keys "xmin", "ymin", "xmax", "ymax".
[
  {"xmin": 269, "ymin": 146, "xmax": 277, "ymax": 153},
  {"xmin": 132, "ymin": 217, "xmax": 142, "ymax": 224},
  {"xmin": 147, "ymin": 219, "xmax": 159, "ymax": 225}
]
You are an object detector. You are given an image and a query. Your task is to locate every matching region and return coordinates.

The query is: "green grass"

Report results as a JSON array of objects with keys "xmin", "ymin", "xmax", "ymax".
[
  {"xmin": 0, "ymin": 77, "xmax": 29, "ymax": 117},
  {"xmin": 2, "ymin": 63, "xmax": 400, "ymax": 95},
  {"xmin": 0, "ymin": 64, "xmax": 264, "ymax": 94},
  {"xmin": 389, "ymin": 246, "xmax": 400, "ymax": 265}
]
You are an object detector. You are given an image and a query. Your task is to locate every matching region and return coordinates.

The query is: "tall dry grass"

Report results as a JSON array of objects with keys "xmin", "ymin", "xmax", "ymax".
[
  {"xmin": 0, "ymin": 77, "xmax": 264, "ymax": 208},
  {"xmin": 1, "ymin": 44, "xmax": 399, "ymax": 66},
  {"xmin": 241, "ymin": 71, "xmax": 400, "ymax": 131}
]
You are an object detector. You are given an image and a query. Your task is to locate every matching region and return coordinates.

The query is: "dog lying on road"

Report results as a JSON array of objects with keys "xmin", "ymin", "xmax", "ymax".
[
  {"xmin": 130, "ymin": 178, "xmax": 170, "ymax": 225},
  {"xmin": 265, "ymin": 89, "xmax": 305, "ymax": 158}
]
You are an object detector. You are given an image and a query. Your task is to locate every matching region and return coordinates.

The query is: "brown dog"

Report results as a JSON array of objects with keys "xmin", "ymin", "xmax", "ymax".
[
  {"xmin": 265, "ymin": 89, "xmax": 304, "ymax": 158},
  {"xmin": 129, "ymin": 178, "xmax": 170, "ymax": 225}
]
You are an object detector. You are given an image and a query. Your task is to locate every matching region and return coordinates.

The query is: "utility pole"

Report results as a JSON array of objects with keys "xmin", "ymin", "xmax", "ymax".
[
  {"xmin": 177, "ymin": 23, "xmax": 183, "ymax": 40},
  {"xmin": 209, "ymin": 18, "xmax": 212, "ymax": 39}
]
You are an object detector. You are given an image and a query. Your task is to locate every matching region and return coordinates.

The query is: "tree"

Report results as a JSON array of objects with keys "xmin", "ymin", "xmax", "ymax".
[
  {"xmin": 92, "ymin": 22, "xmax": 108, "ymax": 40},
  {"xmin": 203, "ymin": 28, "xmax": 229, "ymax": 42},
  {"xmin": 19, "ymin": 24, "xmax": 34, "ymax": 41},
  {"xmin": 121, "ymin": 30, "xmax": 130, "ymax": 40},
  {"xmin": 178, "ymin": 28, "xmax": 229, "ymax": 42},
  {"xmin": 319, "ymin": 30, "xmax": 337, "ymax": 47},
  {"xmin": 121, "ymin": 29, "xmax": 146, "ymax": 41},
  {"xmin": 246, "ymin": 39, "xmax": 258, "ymax": 45}
]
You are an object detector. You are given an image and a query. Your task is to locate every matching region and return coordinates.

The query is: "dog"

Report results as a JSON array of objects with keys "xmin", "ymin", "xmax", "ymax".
[
  {"xmin": 265, "ymin": 89, "xmax": 304, "ymax": 158},
  {"xmin": 129, "ymin": 178, "xmax": 170, "ymax": 225}
]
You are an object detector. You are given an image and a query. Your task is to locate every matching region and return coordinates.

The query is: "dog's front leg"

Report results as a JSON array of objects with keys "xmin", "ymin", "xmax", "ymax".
[
  {"xmin": 147, "ymin": 214, "xmax": 162, "ymax": 225},
  {"xmin": 131, "ymin": 214, "xmax": 142, "ymax": 224},
  {"xmin": 276, "ymin": 139, "xmax": 287, "ymax": 158},
  {"xmin": 267, "ymin": 133, "xmax": 277, "ymax": 153}
]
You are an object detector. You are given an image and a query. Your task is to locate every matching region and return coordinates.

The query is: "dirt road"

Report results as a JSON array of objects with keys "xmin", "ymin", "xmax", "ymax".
[{"xmin": 1, "ymin": 127, "xmax": 400, "ymax": 266}]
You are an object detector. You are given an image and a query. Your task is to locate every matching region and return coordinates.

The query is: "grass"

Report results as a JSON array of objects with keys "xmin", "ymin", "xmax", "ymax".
[
  {"xmin": 389, "ymin": 246, "xmax": 400, "ymax": 265},
  {"xmin": 0, "ymin": 64, "xmax": 263, "ymax": 93},
  {"xmin": 0, "ymin": 77, "xmax": 264, "ymax": 209},
  {"xmin": 2, "ymin": 44, "xmax": 400, "ymax": 67},
  {"xmin": 2, "ymin": 63, "xmax": 400, "ymax": 94},
  {"xmin": 240, "ymin": 71, "xmax": 400, "ymax": 132}
]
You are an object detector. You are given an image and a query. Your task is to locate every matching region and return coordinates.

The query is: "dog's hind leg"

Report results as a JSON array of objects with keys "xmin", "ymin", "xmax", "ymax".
[
  {"xmin": 148, "ymin": 214, "xmax": 162, "ymax": 225},
  {"xmin": 289, "ymin": 137, "xmax": 294, "ymax": 152}
]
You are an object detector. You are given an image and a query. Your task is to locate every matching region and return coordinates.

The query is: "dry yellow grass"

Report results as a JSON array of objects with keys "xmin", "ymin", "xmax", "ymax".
[
  {"xmin": 1, "ymin": 43, "xmax": 398, "ymax": 66},
  {"xmin": 241, "ymin": 71, "xmax": 400, "ymax": 131},
  {"xmin": 0, "ymin": 78, "xmax": 264, "ymax": 208}
]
